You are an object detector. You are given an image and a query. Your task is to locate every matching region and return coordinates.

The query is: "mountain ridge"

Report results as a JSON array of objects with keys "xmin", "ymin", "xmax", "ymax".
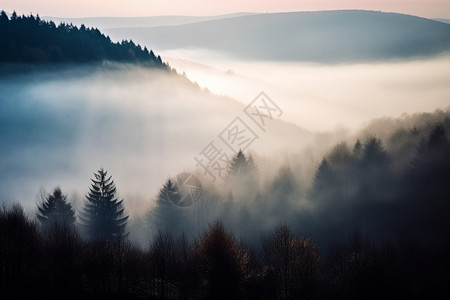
[
  {"xmin": 104, "ymin": 10, "xmax": 450, "ymax": 62},
  {"xmin": 41, "ymin": 12, "xmax": 258, "ymax": 30}
]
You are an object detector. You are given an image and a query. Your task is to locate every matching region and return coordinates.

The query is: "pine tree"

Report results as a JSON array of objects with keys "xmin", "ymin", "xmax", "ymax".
[
  {"xmin": 228, "ymin": 150, "xmax": 248, "ymax": 177},
  {"xmin": 36, "ymin": 187, "xmax": 76, "ymax": 230},
  {"xmin": 246, "ymin": 155, "xmax": 259, "ymax": 177},
  {"xmin": 227, "ymin": 150, "xmax": 259, "ymax": 200},
  {"xmin": 361, "ymin": 137, "xmax": 389, "ymax": 166},
  {"xmin": 158, "ymin": 179, "xmax": 181, "ymax": 205},
  {"xmin": 310, "ymin": 158, "xmax": 336, "ymax": 204},
  {"xmin": 228, "ymin": 150, "xmax": 259, "ymax": 178},
  {"xmin": 151, "ymin": 178, "xmax": 187, "ymax": 237},
  {"xmin": 353, "ymin": 139, "xmax": 363, "ymax": 158},
  {"xmin": 0, "ymin": 11, "xmax": 8, "ymax": 25},
  {"xmin": 79, "ymin": 168, "xmax": 128, "ymax": 240}
]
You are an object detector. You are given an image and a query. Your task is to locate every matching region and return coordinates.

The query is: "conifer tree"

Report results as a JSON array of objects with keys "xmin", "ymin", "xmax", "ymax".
[
  {"xmin": 228, "ymin": 150, "xmax": 259, "ymax": 178},
  {"xmin": 151, "ymin": 178, "xmax": 187, "ymax": 237},
  {"xmin": 228, "ymin": 150, "xmax": 248, "ymax": 177},
  {"xmin": 158, "ymin": 178, "xmax": 181, "ymax": 205},
  {"xmin": 37, "ymin": 187, "xmax": 75, "ymax": 230},
  {"xmin": 226, "ymin": 150, "xmax": 259, "ymax": 200},
  {"xmin": 79, "ymin": 168, "xmax": 128, "ymax": 240},
  {"xmin": 310, "ymin": 158, "xmax": 336, "ymax": 204},
  {"xmin": 353, "ymin": 139, "xmax": 363, "ymax": 158},
  {"xmin": 246, "ymin": 155, "xmax": 259, "ymax": 177}
]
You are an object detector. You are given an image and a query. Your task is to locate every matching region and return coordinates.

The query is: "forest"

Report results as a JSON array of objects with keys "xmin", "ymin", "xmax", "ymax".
[
  {"xmin": 1, "ymin": 110, "xmax": 449, "ymax": 299},
  {"xmin": 0, "ymin": 11, "xmax": 166, "ymax": 67}
]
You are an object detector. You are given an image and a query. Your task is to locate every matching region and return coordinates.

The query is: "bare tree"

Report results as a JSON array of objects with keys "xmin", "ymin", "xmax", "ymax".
[
  {"xmin": 192, "ymin": 221, "xmax": 248, "ymax": 300},
  {"xmin": 262, "ymin": 225, "xmax": 320, "ymax": 299},
  {"xmin": 148, "ymin": 229, "xmax": 177, "ymax": 299}
]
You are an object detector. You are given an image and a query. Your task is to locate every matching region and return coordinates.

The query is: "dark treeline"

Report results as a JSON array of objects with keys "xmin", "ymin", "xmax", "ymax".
[
  {"xmin": 2, "ymin": 205, "xmax": 450, "ymax": 299},
  {"xmin": 305, "ymin": 118, "xmax": 450, "ymax": 250},
  {"xmin": 0, "ymin": 11, "xmax": 166, "ymax": 67}
]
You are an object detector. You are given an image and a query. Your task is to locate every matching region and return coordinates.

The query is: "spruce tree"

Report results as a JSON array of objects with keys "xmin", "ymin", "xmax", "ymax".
[
  {"xmin": 227, "ymin": 150, "xmax": 259, "ymax": 200},
  {"xmin": 79, "ymin": 168, "xmax": 128, "ymax": 240},
  {"xmin": 228, "ymin": 150, "xmax": 259, "ymax": 178},
  {"xmin": 37, "ymin": 187, "xmax": 76, "ymax": 230},
  {"xmin": 310, "ymin": 158, "xmax": 336, "ymax": 204},
  {"xmin": 158, "ymin": 179, "xmax": 181, "ymax": 205},
  {"xmin": 151, "ymin": 178, "xmax": 187, "ymax": 237},
  {"xmin": 228, "ymin": 150, "xmax": 248, "ymax": 177},
  {"xmin": 353, "ymin": 139, "xmax": 363, "ymax": 158}
]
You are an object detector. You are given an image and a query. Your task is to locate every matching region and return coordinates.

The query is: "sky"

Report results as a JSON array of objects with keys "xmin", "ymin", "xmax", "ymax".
[{"xmin": 2, "ymin": 0, "xmax": 450, "ymax": 18}]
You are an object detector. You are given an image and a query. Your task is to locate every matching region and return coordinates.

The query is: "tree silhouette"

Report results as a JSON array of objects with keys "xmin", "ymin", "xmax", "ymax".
[
  {"xmin": 262, "ymin": 225, "xmax": 320, "ymax": 300},
  {"xmin": 79, "ymin": 168, "xmax": 128, "ymax": 240},
  {"xmin": 158, "ymin": 178, "xmax": 181, "ymax": 205},
  {"xmin": 0, "ymin": 204, "xmax": 42, "ymax": 297},
  {"xmin": 42, "ymin": 220, "xmax": 83, "ymax": 295},
  {"xmin": 36, "ymin": 187, "xmax": 75, "ymax": 230},
  {"xmin": 192, "ymin": 221, "xmax": 248, "ymax": 300},
  {"xmin": 227, "ymin": 150, "xmax": 259, "ymax": 200},
  {"xmin": 325, "ymin": 231, "xmax": 379, "ymax": 299},
  {"xmin": 310, "ymin": 158, "xmax": 336, "ymax": 205},
  {"xmin": 0, "ymin": 11, "xmax": 168, "ymax": 67},
  {"xmin": 150, "ymin": 178, "xmax": 188, "ymax": 237},
  {"xmin": 148, "ymin": 230, "xmax": 178, "ymax": 299},
  {"xmin": 360, "ymin": 137, "xmax": 390, "ymax": 168},
  {"xmin": 228, "ymin": 150, "xmax": 258, "ymax": 178},
  {"xmin": 353, "ymin": 139, "xmax": 363, "ymax": 158}
]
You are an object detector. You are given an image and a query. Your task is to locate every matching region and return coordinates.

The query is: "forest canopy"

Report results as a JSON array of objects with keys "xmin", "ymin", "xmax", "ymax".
[{"xmin": 0, "ymin": 11, "xmax": 166, "ymax": 67}]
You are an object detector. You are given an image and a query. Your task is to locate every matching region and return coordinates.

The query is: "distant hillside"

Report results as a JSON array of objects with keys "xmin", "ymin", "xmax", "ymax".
[
  {"xmin": 105, "ymin": 10, "xmax": 450, "ymax": 62},
  {"xmin": 435, "ymin": 18, "xmax": 450, "ymax": 24},
  {"xmin": 0, "ymin": 11, "xmax": 166, "ymax": 67},
  {"xmin": 44, "ymin": 13, "xmax": 257, "ymax": 31}
]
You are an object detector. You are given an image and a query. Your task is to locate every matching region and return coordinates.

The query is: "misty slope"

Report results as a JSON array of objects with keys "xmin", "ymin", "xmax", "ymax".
[{"xmin": 105, "ymin": 10, "xmax": 450, "ymax": 62}]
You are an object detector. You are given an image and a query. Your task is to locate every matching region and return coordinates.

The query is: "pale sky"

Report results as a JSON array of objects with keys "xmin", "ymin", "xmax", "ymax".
[{"xmin": 2, "ymin": 0, "xmax": 450, "ymax": 18}]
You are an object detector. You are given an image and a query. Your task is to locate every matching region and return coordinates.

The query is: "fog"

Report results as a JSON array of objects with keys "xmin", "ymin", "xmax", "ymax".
[
  {"xmin": 0, "ymin": 63, "xmax": 314, "ymax": 214},
  {"xmin": 1, "ymin": 54, "xmax": 449, "ymax": 248},
  {"xmin": 163, "ymin": 50, "xmax": 450, "ymax": 130}
]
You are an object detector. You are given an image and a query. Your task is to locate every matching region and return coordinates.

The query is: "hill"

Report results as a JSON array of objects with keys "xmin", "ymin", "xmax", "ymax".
[
  {"xmin": 104, "ymin": 10, "xmax": 450, "ymax": 62},
  {"xmin": 44, "ymin": 13, "xmax": 257, "ymax": 31},
  {"xmin": 0, "ymin": 11, "xmax": 166, "ymax": 67},
  {"xmin": 435, "ymin": 18, "xmax": 450, "ymax": 24}
]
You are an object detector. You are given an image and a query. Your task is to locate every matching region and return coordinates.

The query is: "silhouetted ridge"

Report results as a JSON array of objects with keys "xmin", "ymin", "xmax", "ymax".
[{"xmin": 0, "ymin": 10, "xmax": 166, "ymax": 67}]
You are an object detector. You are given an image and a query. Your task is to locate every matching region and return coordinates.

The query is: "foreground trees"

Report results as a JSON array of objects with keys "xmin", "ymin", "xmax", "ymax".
[
  {"xmin": 192, "ymin": 221, "xmax": 248, "ymax": 300},
  {"xmin": 0, "ymin": 204, "xmax": 41, "ymax": 297},
  {"xmin": 262, "ymin": 225, "xmax": 321, "ymax": 300},
  {"xmin": 1, "ymin": 205, "xmax": 449, "ymax": 299}
]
